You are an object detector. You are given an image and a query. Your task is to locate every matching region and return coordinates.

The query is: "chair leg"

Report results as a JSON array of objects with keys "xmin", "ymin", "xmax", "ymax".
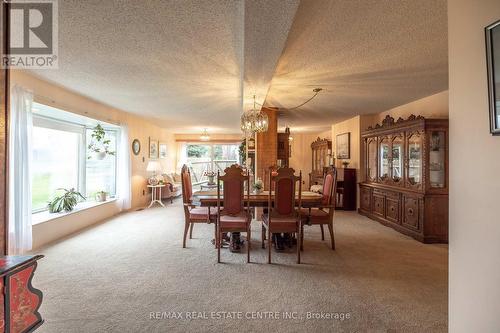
[
  {"xmin": 261, "ymin": 225, "xmax": 265, "ymax": 249},
  {"xmin": 189, "ymin": 223, "xmax": 194, "ymax": 239},
  {"xmin": 267, "ymin": 228, "xmax": 272, "ymax": 264},
  {"xmin": 320, "ymin": 224, "xmax": 325, "ymax": 241},
  {"xmin": 214, "ymin": 221, "xmax": 218, "ymax": 249},
  {"xmin": 327, "ymin": 222, "xmax": 335, "ymax": 250},
  {"xmin": 183, "ymin": 222, "xmax": 190, "ymax": 248},
  {"xmin": 247, "ymin": 227, "xmax": 251, "ymax": 263},
  {"xmin": 217, "ymin": 226, "xmax": 221, "ymax": 263},
  {"xmin": 302, "ymin": 224, "xmax": 305, "ymax": 251},
  {"xmin": 297, "ymin": 225, "xmax": 301, "ymax": 264}
]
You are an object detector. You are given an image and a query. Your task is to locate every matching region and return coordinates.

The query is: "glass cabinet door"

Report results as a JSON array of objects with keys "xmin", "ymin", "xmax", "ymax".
[
  {"xmin": 429, "ymin": 130, "xmax": 446, "ymax": 188},
  {"xmin": 391, "ymin": 135, "xmax": 404, "ymax": 184},
  {"xmin": 379, "ymin": 137, "xmax": 390, "ymax": 181},
  {"xmin": 407, "ymin": 131, "xmax": 422, "ymax": 187},
  {"xmin": 367, "ymin": 138, "xmax": 377, "ymax": 181}
]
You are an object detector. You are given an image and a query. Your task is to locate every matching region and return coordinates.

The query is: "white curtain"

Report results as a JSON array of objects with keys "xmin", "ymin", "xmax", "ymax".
[
  {"xmin": 116, "ymin": 124, "xmax": 132, "ymax": 211},
  {"xmin": 176, "ymin": 142, "xmax": 187, "ymax": 172},
  {"xmin": 8, "ymin": 85, "xmax": 34, "ymax": 255}
]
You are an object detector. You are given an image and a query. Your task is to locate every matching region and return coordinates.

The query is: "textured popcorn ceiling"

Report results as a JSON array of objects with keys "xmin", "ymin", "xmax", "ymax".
[
  {"xmin": 268, "ymin": 0, "xmax": 448, "ymax": 132},
  {"xmin": 29, "ymin": 0, "xmax": 447, "ymax": 134}
]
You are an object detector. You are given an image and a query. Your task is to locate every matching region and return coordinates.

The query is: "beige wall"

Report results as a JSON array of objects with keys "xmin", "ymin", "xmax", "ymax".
[
  {"xmin": 11, "ymin": 71, "xmax": 176, "ymax": 247},
  {"xmin": 289, "ymin": 132, "xmax": 326, "ymax": 189},
  {"xmin": 366, "ymin": 90, "xmax": 449, "ymax": 127},
  {"xmin": 449, "ymin": 0, "xmax": 500, "ymax": 331},
  {"xmin": 174, "ymin": 133, "xmax": 242, "ymax": 142}
]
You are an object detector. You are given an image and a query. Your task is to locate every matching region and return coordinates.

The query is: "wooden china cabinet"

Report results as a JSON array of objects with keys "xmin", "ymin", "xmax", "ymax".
[
  {"xmin": 359, "ymin": 115, "xmax": 448, "ymax": 243},
  {"xmin": 309, "ymin": 138, "xmax": 332, "ymax": 186}
]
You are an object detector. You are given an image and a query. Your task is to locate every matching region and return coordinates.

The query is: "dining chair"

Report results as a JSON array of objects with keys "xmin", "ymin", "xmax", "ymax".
[
  {"xmin": 181, "ymin": 164, "xmax": 217, "ymax": 248},
  {"xmin": 261, "ymin": 166, "xmax": 302, "ymax": 264},
  {"xmin": 301, "ymin": 168, "xmax": 337, "ymax": 250},
  {"xmin": 216, "ymin": 164, "xmax": 252, "ymax": 263}
]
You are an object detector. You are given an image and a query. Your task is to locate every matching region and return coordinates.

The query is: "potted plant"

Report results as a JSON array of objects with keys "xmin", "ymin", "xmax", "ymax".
[
  {"xmin": 47, "ymin": 188, "xmax": 86, "ymax": 213},
  {"xmin": 204, "ymin": 170, "xmax": 216, "ymax": 185},
  {"xmin": 253, "ymin": 178, "xmax": 263, "ymax": 194},
  {"xmin": 95, "ymin": 191, "xmax": 107, "ymax": 202},
  {"xmin": 87, "ymin": 124, "xmax": 116, "ymax": 160}
]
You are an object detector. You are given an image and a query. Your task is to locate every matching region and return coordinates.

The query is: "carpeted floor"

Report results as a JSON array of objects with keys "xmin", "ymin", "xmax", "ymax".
[{"xmin": 32, "ymin": 199, "xmax": 448, "ymax": 332}]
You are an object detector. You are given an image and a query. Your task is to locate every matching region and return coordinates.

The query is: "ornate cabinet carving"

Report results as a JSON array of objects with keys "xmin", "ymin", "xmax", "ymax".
[
  {"xmin": 359, "ymin": 115, "xmax": 448, "ymax": 243},
  {"xmin": 0, "ymin": 255, "xmax": 44, "ymax": 333}
]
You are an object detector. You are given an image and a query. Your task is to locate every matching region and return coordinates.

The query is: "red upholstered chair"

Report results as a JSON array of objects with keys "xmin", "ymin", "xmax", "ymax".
[
  {"xmin": 181, "ymin": 164, "xmax": 217, "ymax": 248},
  {"xmin": 216, "ymin": 164, "xmax": 252, "ymax": 263},
  {"xmin": 301, "ymin": 168, "xmax": 337, "ymax": 250},
  {"xmin": 261, "ymin": 167, "xmax": 302, "ymax": 264}
]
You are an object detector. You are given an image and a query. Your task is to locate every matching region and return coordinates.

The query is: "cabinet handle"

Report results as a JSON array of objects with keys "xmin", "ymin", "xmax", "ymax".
[
  {"xmin": 391, "ymin": 207, "xmax": 394, "ymax": 211},
  {"xmin": 408, "ymin": 208, "xmax": 414, "ymax": 216}
]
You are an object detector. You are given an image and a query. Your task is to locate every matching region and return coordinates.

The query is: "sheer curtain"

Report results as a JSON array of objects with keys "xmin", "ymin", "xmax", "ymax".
[
  {"xmin": 176, "ymin": 142, "xmax": 187, "ymax": 172},
  {"xmin": 8, "ymin": 85, "xmax": 34, "ymax": 254},
  {"xmin": 116, "ymin": 124, "xmax": 132, "ymax": 211}
]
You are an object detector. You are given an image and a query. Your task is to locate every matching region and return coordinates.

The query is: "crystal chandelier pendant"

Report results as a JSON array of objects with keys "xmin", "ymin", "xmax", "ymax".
[{"xmin": 240, "ymin": 95, "xmax": 268, "ymax": 135}]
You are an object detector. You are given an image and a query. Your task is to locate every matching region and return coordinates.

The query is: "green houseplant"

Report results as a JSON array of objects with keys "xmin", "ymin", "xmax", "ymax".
[
  {"xmin": 48, "ymin": 188, "xmax": 86, "ymax": 213},
  {"xmin": 95, "ymin": 190, "xmax": 107, "ymax": 202},
  {"xmin": 253, "ymin": 178, "xmax": 263, "ymax": 194},
  {"xmin": 88, "ymin": 124, "xmax": 115, "ymax": 160}
]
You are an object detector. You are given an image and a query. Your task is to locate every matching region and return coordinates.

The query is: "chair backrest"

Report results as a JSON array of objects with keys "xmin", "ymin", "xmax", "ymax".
[
  {"xmin": 322, "ymin": 168, "xmax": 337, "ymax": 207},
  {"xmin": 217, "ymin": 164, "xmax": 249, "ymax": 215},
  {"xmin": 268, "ymin": 166, "xmax": 302, "ymax": 217},
  {"xmin": 181, "ymin": 164, "xmax": 192, "ymax": 204}
]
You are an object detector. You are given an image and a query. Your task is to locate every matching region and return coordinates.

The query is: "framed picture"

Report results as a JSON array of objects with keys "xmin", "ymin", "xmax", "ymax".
[
  {"xmin": 131, "ymin": 139, "xmax": 141, "ymax": 155},
  {"xmin": 336, "ymin": 132, "xmax": 350, "ymax": 159},
  {"xmin": 486, "ymin": 20, "xmax": 500, "ymax": 135},
  {"xmin": 149, "ymin": 137, "xmax": 159, "ymax": 159},
  {"xmin": 159, "ymin": 143, "xmax": 167, "ymax": 158}
]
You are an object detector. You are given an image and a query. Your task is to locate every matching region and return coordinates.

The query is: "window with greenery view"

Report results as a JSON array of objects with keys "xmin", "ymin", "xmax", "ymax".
[
  {"xmin": 31, "ymin": 106, "xmax": 118, "ymax": 213},
  {"xmin": 186, "ymin": 143, "xmax": 239, "ymax": 184}
]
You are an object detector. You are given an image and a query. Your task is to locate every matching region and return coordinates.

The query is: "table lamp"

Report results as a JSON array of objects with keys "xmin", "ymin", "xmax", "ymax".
[{"xmin": 146, "ymin": 160, "xmax": 163, "ymax": 185}]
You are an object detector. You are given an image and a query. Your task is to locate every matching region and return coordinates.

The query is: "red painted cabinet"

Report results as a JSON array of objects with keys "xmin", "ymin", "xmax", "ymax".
[{"xmin": 0, "ymin": 256, "xmax": 44, "ymax": 333}]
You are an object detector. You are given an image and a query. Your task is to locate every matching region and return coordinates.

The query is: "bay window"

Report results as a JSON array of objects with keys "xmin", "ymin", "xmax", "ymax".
[{"xmin": 31, "ymin": 103, "xmax": 118, "ymax": 214}]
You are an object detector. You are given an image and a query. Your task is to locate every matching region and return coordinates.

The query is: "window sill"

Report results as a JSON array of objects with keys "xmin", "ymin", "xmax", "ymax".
[{"xmin": 32, "ymin": 198, "xmax": 118, "ymax": 225}]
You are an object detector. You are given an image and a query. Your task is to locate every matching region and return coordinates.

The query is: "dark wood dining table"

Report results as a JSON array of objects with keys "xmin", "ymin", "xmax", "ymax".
[{"xmin": 191, "ymin": 190, "xmax": 324, "ymax": 208}]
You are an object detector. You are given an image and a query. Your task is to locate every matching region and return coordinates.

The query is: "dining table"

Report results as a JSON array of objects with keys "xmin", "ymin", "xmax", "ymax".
[{"xmin": 191, "ymin": 190, "xmax": 324, "ymax": 208}]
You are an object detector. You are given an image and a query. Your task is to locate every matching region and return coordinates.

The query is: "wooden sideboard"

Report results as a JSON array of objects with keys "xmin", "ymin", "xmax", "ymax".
[
  {"xmin": 0, "ymin": 255, "xmax": 44, "ymax": 333},
  {"xmin": 358, "ymin": 115, "xmax": 448, "ymax": 243}
]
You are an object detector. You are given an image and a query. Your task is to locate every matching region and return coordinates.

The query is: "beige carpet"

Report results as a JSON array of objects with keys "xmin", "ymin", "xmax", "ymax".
[{"xmin": 32, "ymin": 199, "xmax": 447, "ymax": 332}]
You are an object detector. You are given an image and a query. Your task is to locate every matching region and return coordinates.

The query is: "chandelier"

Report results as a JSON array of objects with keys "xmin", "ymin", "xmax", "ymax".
[
  {"xmin": 200, "ymin": 128, "xmax": 210, "ymax": 141},
  {"xmin": 240, "ymin": 95, "xmax": 268, "ymax": 135}
]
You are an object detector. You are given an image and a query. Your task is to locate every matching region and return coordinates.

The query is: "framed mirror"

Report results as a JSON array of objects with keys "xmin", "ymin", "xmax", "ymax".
[{"xmin": 486, "ymin": 20, "xmax": 500, "ymax": 135}]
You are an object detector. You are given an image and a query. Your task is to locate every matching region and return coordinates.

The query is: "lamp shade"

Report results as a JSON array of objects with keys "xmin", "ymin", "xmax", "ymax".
[{"xmin": 146, "ymin": 161, "xmax": 163, "ymax": 173}]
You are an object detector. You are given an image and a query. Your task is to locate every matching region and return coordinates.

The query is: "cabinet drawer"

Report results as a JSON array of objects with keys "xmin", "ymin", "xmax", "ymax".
[
  {"xmin": 402, "ymin": 195, "xmax": 422, "ymax": 231},
  {"xmin": 386, "ymin": 197, "xmax": 400, "ymax": 224},
  {"xmin": 373, "ymin": 193, "xmax": 385, "ymax": 218},
  {"xmin": 360, "ymin": 187, "xmax": 372, "ymax": 211}
]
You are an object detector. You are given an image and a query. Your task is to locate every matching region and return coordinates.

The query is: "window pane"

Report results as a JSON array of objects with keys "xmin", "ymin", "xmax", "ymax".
[
  {"xmin": 213, "ymin": 144, "xmax": 239, "ymax": 172},
  {"xmin": 86, "ymin": 129, "xmax": 117, "ymax": 197},
  {"xmin": 32, "ymin": 126, "xmax": 80, "ymax": 211},
  {"xmin": 186, "ymin": 144, "xmax": 212, "ymax": 184}
]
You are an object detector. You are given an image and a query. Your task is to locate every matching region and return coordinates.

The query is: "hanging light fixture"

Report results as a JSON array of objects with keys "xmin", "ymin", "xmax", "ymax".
[
  {"xmin": 241, "ymin": 95, "xmax": 269, "ymax": 135},
  {"xmin": 200, "ymin": 128, "xmax": 210, "ymax": 141}
]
